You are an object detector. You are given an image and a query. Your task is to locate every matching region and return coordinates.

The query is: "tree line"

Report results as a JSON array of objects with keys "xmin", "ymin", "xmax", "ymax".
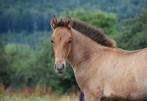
[{"xmin": 0, "ymin": 0, "xmax": 147, "ymax": 33}]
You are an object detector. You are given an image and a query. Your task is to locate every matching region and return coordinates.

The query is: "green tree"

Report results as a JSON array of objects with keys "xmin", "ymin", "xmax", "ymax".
[
  {"xmin": 116, "ymin": 11, "xmax": 147, "ymax": 50},
  {"xmin": 0, "ymin": 43, "xmax": 10, "ymax": 88},
  {"xmin": 4, "ymin": 44, "xmax": 36, "ymax": 87}
]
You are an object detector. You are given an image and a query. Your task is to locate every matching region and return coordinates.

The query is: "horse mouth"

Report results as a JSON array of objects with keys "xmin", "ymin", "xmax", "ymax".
[{"xmin": 55, "ymin": 69, "xmax": 64, "ymax": 75}]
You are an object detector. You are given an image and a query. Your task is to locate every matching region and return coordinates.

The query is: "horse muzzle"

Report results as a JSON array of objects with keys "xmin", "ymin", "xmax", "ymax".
[{"xmin": 54, "ymin": 63, "xmax": 65, "ymax": 74}]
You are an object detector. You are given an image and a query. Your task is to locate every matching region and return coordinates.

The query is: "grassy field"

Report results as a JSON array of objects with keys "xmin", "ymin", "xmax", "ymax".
[
  {"xmin": 0, "ymin": 94, "xmax": 78, "ymax": 101},
  {"xmin": 0, "ymin": 84, "xmax": 78, "ymax": 101}
]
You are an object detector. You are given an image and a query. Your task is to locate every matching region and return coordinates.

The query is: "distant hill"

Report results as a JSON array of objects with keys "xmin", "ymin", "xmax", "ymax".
[{"xmin": 0, "ymin": 0, "xmax": 147, "ymax": 34}]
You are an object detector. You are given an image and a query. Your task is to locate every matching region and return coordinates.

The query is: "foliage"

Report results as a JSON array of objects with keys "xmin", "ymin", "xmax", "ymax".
[
  {"xmin": 3, "ymin": 41, "xmax": 51, "ymax": 88},
  {"xmin": 0, "ymin": 32, "xmax": 50, "ymax": 49},
  {"xmin": 0, "ymin": 43, "xmax": 10, "ymax": 88},
  {"xmin": 116, "ymin": 11, "xmax": 147, "ymax": 50},
  {"xmin": 0, "ymin": 0, "xmax": 147, "ymax": 33},
  {"xmin": 5, "ymin": 44, "xmax": 40, "ymax": 87}
]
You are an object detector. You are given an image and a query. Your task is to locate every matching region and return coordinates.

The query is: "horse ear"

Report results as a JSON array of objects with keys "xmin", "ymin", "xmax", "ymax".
[
  {"xmin": 50, "ymin": 16, "xmax": 58, "ymax": 29},
  {"xmin": 67, "ymin": 16, "xmax": 72, "ymax": 28}
]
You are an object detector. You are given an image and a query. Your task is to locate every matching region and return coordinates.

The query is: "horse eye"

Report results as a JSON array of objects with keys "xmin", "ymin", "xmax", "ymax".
[{"xmin": 51, "ymin": 39, "xmax": 54, "ymax": 43}]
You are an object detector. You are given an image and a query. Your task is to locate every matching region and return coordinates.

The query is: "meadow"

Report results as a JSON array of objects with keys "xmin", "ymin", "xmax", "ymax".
[
  {"xmin": 0, "ymin": 83, "xmax": 78, "ymax": 101},
  {"xmin": 0, "ymin": 95, "xmax": 78, "ymax": 101},
  {"xmin": 0, "ymin": 90, "xmax": 78, "ymax": 101}
]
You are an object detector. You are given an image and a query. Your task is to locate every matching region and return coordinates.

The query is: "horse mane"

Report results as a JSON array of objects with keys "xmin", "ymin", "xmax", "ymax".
[{"xmin": 56, "ymin": 17, "xmax": 117, "ymax": 48}]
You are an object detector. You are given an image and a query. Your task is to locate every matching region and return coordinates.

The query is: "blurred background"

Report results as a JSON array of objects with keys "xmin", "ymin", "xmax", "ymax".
[{"xmin": 0, "ymin": 0, "xmax": 147, "ymax": 101}]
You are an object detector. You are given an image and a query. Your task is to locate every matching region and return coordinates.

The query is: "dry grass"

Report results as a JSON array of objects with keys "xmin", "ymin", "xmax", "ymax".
[
  {"xmin": 0, "ymin": 83, "xmax": 78, "ymax": 101},
  {"xmin": 0, "ymin": 95, "xmax": 78, "ymax": 101}
]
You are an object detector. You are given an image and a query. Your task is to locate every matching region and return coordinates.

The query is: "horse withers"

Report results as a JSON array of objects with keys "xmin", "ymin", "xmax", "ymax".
[{"xmin": 50, "ymin": 16, "xmax": 147, "ymax": 101}]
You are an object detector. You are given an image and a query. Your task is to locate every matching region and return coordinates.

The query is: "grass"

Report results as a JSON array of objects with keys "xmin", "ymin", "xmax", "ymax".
[
  {"xmin": 0, "ymin": 94, "xmax": 78, "ymax": 101},
  {"xmin": 0, "ymin": 84, "xmax": 78, "ymax": 101}
]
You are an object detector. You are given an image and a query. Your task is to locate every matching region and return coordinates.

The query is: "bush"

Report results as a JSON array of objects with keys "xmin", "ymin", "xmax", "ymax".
[{"xmin": 116, "ymin": 11, "xmax": 147, "ymax": 50}]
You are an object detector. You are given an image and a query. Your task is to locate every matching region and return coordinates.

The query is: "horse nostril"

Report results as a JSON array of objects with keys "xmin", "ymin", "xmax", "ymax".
[
  {"xmin": 58, "ymin": 64, "xmax": 64, "ymax": 70},
  {"xmin": 55, "ymin": 64, "xmax": 64, "ymax": 72}
]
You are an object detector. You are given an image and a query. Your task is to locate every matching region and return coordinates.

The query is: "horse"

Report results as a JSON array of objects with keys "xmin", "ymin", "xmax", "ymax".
[
  {"xmin": 50, "ymin": 16, "xmax": 147, "ymax": 101},
  {"xmin": 50, "ymin": 16, "xmax": 117, "ymax": 101}
]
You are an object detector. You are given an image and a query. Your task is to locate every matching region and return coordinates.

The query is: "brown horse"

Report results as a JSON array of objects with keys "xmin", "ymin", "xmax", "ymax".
[{"xmin": 50, "ymin": 16, "xmax": 147, "ymax": 101}]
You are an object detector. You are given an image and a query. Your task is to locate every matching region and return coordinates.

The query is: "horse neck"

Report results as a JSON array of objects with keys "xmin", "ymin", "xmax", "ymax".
[{"xmin": 67, "ymin": 28, "xmax": 104, "ymax": 66}]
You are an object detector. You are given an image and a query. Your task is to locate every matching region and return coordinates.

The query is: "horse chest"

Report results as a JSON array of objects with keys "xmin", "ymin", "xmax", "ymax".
[{"xmin": 73, "ymin": 65, "xmax": 96, "ymax": 90}]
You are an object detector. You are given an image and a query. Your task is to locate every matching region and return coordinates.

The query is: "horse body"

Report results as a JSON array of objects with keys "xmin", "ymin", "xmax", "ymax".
[
  {"xmin": 50, "ymin": 16, "xmax": 147, "ymax": 101},
  {"xmin": 69, "ymin": 28, "xmax": 147, "ymax": 101}
]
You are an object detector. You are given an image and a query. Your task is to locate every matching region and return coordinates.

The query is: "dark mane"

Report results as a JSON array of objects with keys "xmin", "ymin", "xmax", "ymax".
[{"xmin": 56, "ymin": 17, "xmax": 117, "ymax": 47}]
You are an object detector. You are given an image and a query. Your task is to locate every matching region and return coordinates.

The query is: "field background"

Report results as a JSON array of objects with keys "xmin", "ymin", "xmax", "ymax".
[{"xmin": 0, "ymin": 0, "xmax": 147, "ymax": 101}]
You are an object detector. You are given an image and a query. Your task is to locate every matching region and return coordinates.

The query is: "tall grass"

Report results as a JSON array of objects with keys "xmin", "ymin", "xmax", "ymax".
[
  {"xmin": 0, "ymin": 95, "xmax": 78, "ymax": 101},
  {"xmin": 0, "ymin": 83, "xmax": 78, "ymax": 101}
]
